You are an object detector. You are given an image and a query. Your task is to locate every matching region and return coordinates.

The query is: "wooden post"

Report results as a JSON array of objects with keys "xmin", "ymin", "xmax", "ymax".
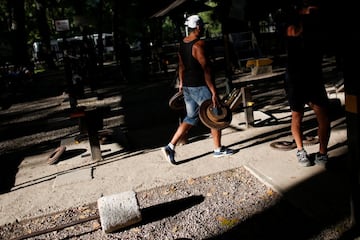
[{"xmin": 84, "ymin": 108, "xmax": 103, "ymax": 161}]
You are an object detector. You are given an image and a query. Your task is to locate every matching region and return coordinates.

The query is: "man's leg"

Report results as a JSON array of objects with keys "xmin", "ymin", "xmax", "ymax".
[
  {"xmin": 211, "ymin": 128, "xmax": 221, "ymax": 149},
  {"xmin": 312, "ymin": 104, "xmax": 330, "ymax": 155},
  {"xmin": 292, "ymin": 110, "xmax": 312, "ymax": 166},
  {"xmin": 291, "ymin": 110, "xmax": 304, "ymax": 150},
  {"xmin": 211, "ymin": 128, "xmax": 234, "ymax": 157},
  {"xmin": 170, "ymin": 122, "xmax": 192, "ymax": 147}
]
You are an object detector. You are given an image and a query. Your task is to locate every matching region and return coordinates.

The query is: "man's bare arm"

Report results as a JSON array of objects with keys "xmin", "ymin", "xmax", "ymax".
[{"xmin": 193, "ymin": 40, "xmax": 217, "ymax": 97}]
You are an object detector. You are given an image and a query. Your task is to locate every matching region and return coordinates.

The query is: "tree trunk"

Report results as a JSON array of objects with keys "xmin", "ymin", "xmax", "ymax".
[{"xmin": 11, "ymin": 0, "xmax": 29, "ymax": 65}]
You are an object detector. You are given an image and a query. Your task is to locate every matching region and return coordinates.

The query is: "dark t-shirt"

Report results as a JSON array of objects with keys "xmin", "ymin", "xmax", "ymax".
[
  {"xmin": 285, "ymin": 7, "xmax": 329, "ymax": 110},
  {"xmin": 286, "ymin": 8, "xmax": 323, "ymax": 83}
]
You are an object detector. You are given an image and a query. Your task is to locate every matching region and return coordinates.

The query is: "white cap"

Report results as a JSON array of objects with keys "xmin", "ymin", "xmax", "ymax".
[{"xmin": 185, "ymin": 15, "xmax": 203, "ymax": 28}]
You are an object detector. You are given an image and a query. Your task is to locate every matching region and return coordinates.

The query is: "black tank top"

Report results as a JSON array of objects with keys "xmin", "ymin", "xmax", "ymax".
[{"xmin": 179, "ymin": 39, "xmax": 205, "ymax": 87}]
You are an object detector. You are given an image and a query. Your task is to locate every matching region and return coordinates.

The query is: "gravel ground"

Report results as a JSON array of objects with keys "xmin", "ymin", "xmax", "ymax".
[{"xmin": 0, "ymin": 167, "xmax": 353, "ymax": 240}]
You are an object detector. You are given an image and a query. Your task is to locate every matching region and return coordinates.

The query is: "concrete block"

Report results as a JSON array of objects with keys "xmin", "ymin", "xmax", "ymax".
[
  {"xmin": 246, "ymin": 58, "xmax": 273, "ymax": 76},
  {"xmin": 251, "ymin": 65, "xmax": 272, "ymax": 75},
  {"xmin": 97, "ymin": 190, "xmax": 142, "ymax": 233}
]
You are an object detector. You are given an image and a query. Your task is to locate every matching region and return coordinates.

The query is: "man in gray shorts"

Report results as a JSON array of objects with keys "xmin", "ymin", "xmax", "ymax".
[{"xmin": 285, "ymin": 0, "xmax": 330, "ymax": 167}]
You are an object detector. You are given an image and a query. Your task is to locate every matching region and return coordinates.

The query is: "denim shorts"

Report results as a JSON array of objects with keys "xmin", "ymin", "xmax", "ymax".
[{"xmin": 182, "ymin": 86, "xmax": 211, "ymax": 126}]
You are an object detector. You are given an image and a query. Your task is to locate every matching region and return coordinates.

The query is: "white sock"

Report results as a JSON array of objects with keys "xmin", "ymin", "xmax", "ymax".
[
  {"xmin": 214, "ymin": 147, "xmax": 221, "ymax": 152},
  {"xmin": 168, "ymin": 143, "xmax": 175, "ymax": 150}
]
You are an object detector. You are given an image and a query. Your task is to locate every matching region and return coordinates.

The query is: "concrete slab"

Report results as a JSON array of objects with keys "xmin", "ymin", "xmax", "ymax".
[{"xmin": 53, "ymin": 168, "xmax": 93, "ymax": 187}]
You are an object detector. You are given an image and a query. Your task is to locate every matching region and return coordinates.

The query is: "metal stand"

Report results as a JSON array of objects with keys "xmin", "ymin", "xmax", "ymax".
[
  {"xmin": 84, "ymin": 107, "xmax": 103, "ymax": 161},
  {"xmin": 72, "ymin": 107, "xmax": 104, "ymax": 161},
  {"xmin": 241, "ymin": 86, "xmax": 254, "ymax": 127}
]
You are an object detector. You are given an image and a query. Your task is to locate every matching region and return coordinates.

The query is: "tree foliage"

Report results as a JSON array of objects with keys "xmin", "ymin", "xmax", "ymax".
[{"xmin": 0, "ymin": 0, "xmax": 291, "ymax": 67}]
